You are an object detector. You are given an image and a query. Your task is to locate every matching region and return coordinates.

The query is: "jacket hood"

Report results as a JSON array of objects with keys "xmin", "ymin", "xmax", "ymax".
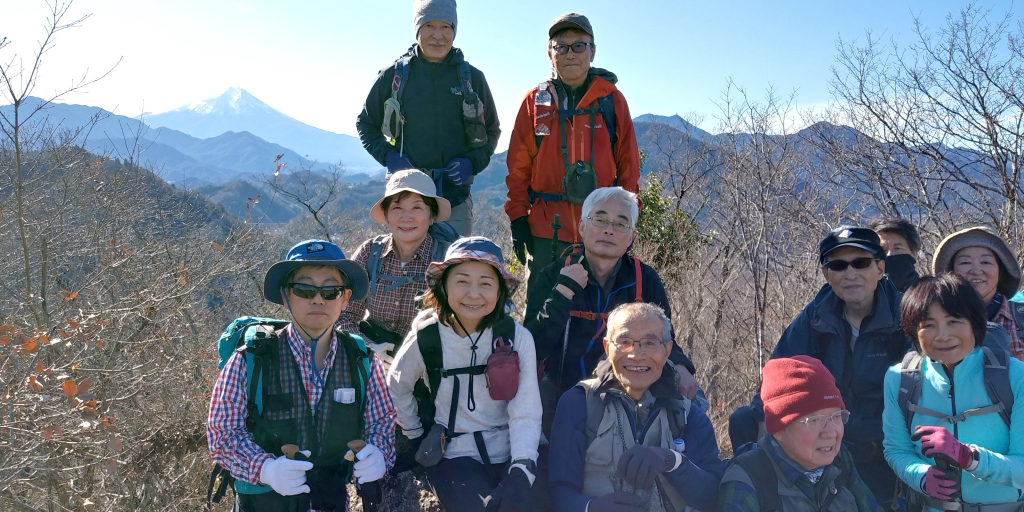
[
  {"xmin": 589, "ymin": 67, "xmax": 618, "ymax": 85},
  {"xmin": 401, "ymin": 43, "xmax": 466, "ymax": 66},
  {"xmin": 592, "ymin": 358, "xmax": 683, "ymax": 400}
]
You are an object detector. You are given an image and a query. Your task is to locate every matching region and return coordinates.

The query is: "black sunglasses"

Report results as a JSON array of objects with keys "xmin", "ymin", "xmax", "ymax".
[
  {"xmin": 287, "ymin": 283, "xmax": 347, "ymax": 300},
  {"xmin": 551, "ymin": 42, "xmax": 594, "ymax": 55},
  {"xmin": 822, "ymin": 257, "xmax": 878, "ymax": 272}
]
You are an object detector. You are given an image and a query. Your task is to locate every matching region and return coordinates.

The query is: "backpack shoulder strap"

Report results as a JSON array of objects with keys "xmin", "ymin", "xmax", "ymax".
[
  {"xmin": 457, "ymin": 61, "xmax": 474, "ymax": 94},
  {"xmin": 418, "ymin": 322, "xmax": 445, "ymax": 402},
  {"xmin": 897, "ymin": 350, "xmax": 925, "ymax": 432},
  {"xmin": 429, "ymin": 221, "xmax": 460, "ymax": 262},
  {"xmin": 365, "ymin": 234, "xmax": 390, "ymax": 297},
  {"xmin": 578, "ymin": 379, "xmax": 607, "ymax": 449},
  {"xmin": 492, "ymin": 315, "xmax": 516, "ymax": 350},
  {"xmin": 633, "ymin": 257, "xmax": 643, "ymax": 303},
  {"xmin": 666, "ymin": 398, "xmax": 690, "ymax": 440},
  {"xmin": 393, "ymin": 55, "xmax": 412, "ymax": 103},
  {"xmin": 597, "ymin": 93, "xmax": 617, "ymax": 147},
  {"xmin": 981, "ymin": 345, "xmax": 1014, "ymax": 428},
  {"xmin": 337, "ymin": 330, "xmax": 372, "ymax": 412},
  {"xmin": 731, "ymin": 448, "xmax": 782, "ymax": 512},
  {"xmin": 1011, "ymin": 300, "xmax": 1024, "ymax": 338}
]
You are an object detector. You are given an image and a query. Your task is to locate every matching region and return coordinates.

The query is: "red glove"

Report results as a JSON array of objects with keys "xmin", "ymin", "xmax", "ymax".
[
  {"xmin": 921, "ymin": 465, "xmax": 960, "ymax": 501},
  {"xmin": 911, "ymin": 426, "xmax": 972, "ymax": 468}
]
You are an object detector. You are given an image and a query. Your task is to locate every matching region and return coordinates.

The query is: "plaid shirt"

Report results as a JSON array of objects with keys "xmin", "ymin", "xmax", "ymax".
[
  {"xmin": 718, "ymin": 442, "xmax": 881, "ymax": 512},
  {"xmin": 337, "ymin": 234, "xmax": 436, "ymax": 339},
  {"xmin": 207, "ymin": 324, "xmax": 396, "ymax": 509},
  {"xmin": 992, "ymin": 299, "xmax": 1024, "ymax": 361}
]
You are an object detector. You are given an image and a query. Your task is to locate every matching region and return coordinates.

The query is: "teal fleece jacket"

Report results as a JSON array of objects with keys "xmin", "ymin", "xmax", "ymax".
[{"xmin": 881, "ymin": 347, "xmax": 1024, "ymax": 508}]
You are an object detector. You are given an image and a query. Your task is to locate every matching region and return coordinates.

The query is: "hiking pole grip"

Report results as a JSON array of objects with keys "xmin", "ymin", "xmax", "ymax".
[{"xmin": 551, "ymin": 214, "xmax": 563, "ymax": 263}]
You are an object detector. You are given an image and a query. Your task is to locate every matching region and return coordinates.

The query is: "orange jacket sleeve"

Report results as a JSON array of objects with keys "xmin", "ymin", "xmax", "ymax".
[
  {"xmin": 505, "ymin": 90, "xmax": 538, "ymax": 221},
  {"xmin": 612, "ymin": 90, "xmax": 640, "ymax": 193}
]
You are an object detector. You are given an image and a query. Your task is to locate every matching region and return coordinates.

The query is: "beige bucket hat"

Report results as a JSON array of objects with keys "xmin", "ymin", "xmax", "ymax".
[
  {"xmin": 370, "ymin": 170, "xmax": 451, "ymax": 224},
  {"xmin": 932, "ymin": 226, "xmax": 1022, "ymax": 297}
]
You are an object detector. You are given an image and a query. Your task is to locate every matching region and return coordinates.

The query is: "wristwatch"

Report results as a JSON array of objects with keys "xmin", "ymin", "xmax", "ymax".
[{"xmin": 966, "ymin": 444, "xmax": 980, "ymax": 471}]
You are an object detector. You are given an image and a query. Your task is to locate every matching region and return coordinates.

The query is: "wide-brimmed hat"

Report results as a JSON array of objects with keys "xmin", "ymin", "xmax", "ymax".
[
  {"xmin": 370, "ymin": 169, "xmax": 451, "ymax": 224},
  {"xmin": 425, "ymin": 237, "xmax": 520, "ymax": 295},
  {"xmin": 264, "ymin": 240, "xmax": 369, "ymax": 304},
  {"xmin": 932, "ymin": 226, "xmax": 1022, "ymax": 297}
]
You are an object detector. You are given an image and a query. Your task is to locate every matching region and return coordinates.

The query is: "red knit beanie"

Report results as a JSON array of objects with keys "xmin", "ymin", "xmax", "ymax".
[{"xmin": 761, "ymin": 355, "xmax": 845, "ymax": 435}]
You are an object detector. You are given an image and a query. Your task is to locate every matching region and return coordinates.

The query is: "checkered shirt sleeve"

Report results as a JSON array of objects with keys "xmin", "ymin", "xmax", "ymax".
[
  {"xmin": 994, "ymin": 299, "xmax": 1024, "ymax": 361},
  {"xmin": 207, "ymin": 350, "xmax": 273, "ymax": 484}
]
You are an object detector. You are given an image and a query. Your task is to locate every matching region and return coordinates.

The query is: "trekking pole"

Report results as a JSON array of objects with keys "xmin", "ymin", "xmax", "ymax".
[
  {"xmin": 550, "ymin": 214, "xmax": 562, "ymax": 263},
  {"xmin": 347, "ymin": 440, "xmax": 381, "ymax": 512}
]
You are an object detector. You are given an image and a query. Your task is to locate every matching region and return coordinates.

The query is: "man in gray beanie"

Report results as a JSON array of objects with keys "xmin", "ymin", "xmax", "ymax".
[{"xmin": 357, "ymin": 0, "xmax": 499, "ymax": 237}]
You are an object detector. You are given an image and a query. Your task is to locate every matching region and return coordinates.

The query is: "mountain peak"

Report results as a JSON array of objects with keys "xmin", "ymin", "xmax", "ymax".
[{"xmin": 178, "ymin": 87, "xmax": 273, "ymax": 116}]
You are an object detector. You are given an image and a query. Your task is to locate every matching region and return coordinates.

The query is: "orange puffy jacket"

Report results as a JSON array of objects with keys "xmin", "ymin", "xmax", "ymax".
[{"xmin": 505, "ymin": 74, "xmax": 640, "ymax": 242}]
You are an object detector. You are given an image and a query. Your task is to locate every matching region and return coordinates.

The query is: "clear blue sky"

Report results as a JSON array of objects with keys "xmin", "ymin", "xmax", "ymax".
[{"xmin": 5, "ymin": 0, "xmax": 1019, "ymax": 151}]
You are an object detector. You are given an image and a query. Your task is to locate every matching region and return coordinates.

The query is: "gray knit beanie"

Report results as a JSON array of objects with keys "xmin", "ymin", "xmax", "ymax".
[{"xmin": 413, "ymin": 0, "xmax": 457, "ymax": 39}]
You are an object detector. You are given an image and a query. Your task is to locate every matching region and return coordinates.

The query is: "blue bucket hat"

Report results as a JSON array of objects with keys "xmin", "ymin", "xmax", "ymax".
[
  {"xmin": 425, "ymin": 237, "xmax": 520, "ymax": 295},
  {"xmin": 264, "ymin": 240, "xmax": 369, "ymax": 305}
]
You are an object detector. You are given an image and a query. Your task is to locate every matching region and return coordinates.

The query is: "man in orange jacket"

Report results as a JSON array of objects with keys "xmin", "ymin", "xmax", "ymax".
[{"xmin": 505, "ymin": 13, "xmax": 640, "ymax": 294}]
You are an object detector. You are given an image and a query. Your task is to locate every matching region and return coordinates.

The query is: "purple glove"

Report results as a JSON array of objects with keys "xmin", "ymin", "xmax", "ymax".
[
  {"xmin": 911, "ymin": 425, "xmax": 972, "ymax": 468},
  {"xmin": 921, "ymin": 464, "xmax": 960, "ymax": 500},
  {"xmin": 385, "ymin": 151, "xmax": 415, "ymax": 173},
  {"xmin": 444, "ymin": 158, "xmax": 473, "ymax": 186}
]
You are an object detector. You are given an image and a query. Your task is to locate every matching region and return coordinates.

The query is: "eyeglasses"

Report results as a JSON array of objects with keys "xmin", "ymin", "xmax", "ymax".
[
  {"xmin": 793, "ymin": 410, "xmax": 850, "ymax": 431},
  {"xmin": 610, "ymin": 337, "xmax": 668, "ymax": 352},
  {"xmin": 587, "ymin": 216, "xmax": 632, "ymax": 233},
  {"xmin": 551, "ymin": 42, "xmax": 594, "ymax": 55},
  {"xmin": 822, "ymin": 257, "xmax": 878, "ymax": 272},
  {"xmin": 287, "ymin": 283, "xmax": 347, "ymax": 300}
]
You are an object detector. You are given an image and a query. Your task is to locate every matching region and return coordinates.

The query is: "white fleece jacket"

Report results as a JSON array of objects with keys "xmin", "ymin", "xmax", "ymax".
[{"xmin": 387, "ymin": 310, "xmax": 542, "ymax": 464}]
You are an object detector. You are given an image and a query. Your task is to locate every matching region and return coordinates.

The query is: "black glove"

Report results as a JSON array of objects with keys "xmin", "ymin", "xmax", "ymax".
[
  {"xmin": 510, "ymin": 216, "xmax": 533, "ymax": 265},
  {"xmin": 588, "ymin": 491, "xmax": 646, "ymax": 512},
  {"xmin": 616, "ymin": 445, "xmax": 677, "ymax": 490},
  {"xmin": 485, "ymin": 465, "xmax": 533, "ymax": 512},
  {"xmin": 358, "ymin": 320, "xmax": 403, "ymax": 348}
]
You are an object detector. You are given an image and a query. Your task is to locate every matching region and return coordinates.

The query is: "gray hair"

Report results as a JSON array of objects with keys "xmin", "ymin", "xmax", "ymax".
[
  {"xmin": 606, "ymin": 302, "xmax": 672, "ymax": 343},
  {"xmin": 580, "ymin": 187, "xmax": 639, "ymax": 229}
]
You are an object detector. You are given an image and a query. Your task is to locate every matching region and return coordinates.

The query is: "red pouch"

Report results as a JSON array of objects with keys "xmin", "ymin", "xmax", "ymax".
[{"xmin": 485, "ymin": 336, "xmax": 520, "ymax": 401}]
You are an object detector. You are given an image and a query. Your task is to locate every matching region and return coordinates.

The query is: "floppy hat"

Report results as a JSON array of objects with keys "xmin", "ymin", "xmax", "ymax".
[
  {"xmin": 425, "ymin": 237, "xmax": 520, "ymax": 295},
  {"xmin": 370, "ymin": 169, "xmax": 452, "ymax": 224},
  {"xmin": 819, "ymin": 225, "xmax": 886, "ymax": 264},
  {"xmin": 932, "ymin": 226, "xmax": 1021, "ymax": 297},
  {"xmin": 264, "ymin": 240, "xmax": 369, "ymax": 304}
]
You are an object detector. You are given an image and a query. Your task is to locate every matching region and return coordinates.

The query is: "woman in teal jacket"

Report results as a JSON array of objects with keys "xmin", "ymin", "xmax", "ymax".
[{"xmin": 882, "ymin": 274, "xmax": 1024, "ymax": 511}]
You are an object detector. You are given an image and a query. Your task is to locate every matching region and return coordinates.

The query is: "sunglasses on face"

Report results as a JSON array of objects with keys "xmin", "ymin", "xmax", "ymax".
[
  {"xmin": 822, "ymin": 257, "xmax": 878, "ymax": 272},
  {"xmin": 287, "ymin": 283, "xmax": 347, "ymax": 300},
  {"xmin": 551, "ymin": 42, "xmax": 594, "ymax": 55}
]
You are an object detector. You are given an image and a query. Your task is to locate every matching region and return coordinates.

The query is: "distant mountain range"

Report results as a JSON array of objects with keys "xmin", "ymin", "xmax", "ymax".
[{"xmin": 145, "ymin": 88, "xmax": 380, "ymax": 172}]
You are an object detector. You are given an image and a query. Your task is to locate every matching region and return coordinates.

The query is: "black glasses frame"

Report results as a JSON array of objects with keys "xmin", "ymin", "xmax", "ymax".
[
  {"xmin": 287, "ymin": 283, "xmax": 347, "ymax": 300},
  {"xmin": 821, "ymin": 257, "xmax": 878, "ymax": 272},
  {"xmin": 551, "ymin": 42, "xmax": 594, "ymax": 55}
]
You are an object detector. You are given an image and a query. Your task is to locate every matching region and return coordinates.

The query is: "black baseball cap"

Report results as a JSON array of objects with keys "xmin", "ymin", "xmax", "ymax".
[
  {"xmin": 819, "ymin": 226, "xmax": 886, "ymax": 264},
  {"xmin": 549, "ymin": 13, "xmax": 593, "ymax": 39}
]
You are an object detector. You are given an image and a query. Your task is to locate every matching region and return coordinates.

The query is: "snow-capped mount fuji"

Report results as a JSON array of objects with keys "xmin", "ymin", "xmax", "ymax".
[{"xmin": 145, "ymin": 87, "xmax": 380, "ymax": 172}]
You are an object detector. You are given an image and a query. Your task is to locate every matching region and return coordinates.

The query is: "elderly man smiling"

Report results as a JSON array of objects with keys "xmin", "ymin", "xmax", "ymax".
[
  {"xmin": 547, "ymin": 303, "xmax": 724, "ymax": 512},
  {"xmin": 718, "ymin": 356, "xmax": 881, "ymax": 512}
]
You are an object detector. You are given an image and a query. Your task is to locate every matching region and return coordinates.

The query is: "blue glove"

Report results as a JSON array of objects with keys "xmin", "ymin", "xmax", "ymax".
[
  {"xmin": 444, "ymin": 158, "xmax": 473, "ymax": 186},
  {"xmin": 385, "ymin": 151, "xmax": 415, "ymax": 173}
]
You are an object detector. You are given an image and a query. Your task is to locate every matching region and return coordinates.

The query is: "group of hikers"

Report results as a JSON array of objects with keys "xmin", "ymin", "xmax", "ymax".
[{"xmin": 205, "ymin": 2, "xmax": 1024, "ymax": 512}]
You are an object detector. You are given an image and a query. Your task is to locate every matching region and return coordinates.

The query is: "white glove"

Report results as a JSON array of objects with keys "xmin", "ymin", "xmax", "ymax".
[
  {"xmin": 352, "ymin": 443, "xmax": 386, "ymax": 484},
  {"xmin": 369, "ymin": 341, "xmax": 395, "ymax": 365},
  {"xmin": 259, "ymin": 456, "xmax": 313, "ymax": 495}
]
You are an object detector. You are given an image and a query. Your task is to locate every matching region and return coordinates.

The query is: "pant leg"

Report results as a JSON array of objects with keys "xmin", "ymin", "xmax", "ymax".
[
  {"xmin": 424, "ymin": 456, "xmax": 504, "ymax": 512},
  {"xmin": 526, "ymin": 235, "xmax": 573, "ymax": 297},
  {"xmin": 447, "ymin": 194, "xmax": 474, "ymax": 236}
]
